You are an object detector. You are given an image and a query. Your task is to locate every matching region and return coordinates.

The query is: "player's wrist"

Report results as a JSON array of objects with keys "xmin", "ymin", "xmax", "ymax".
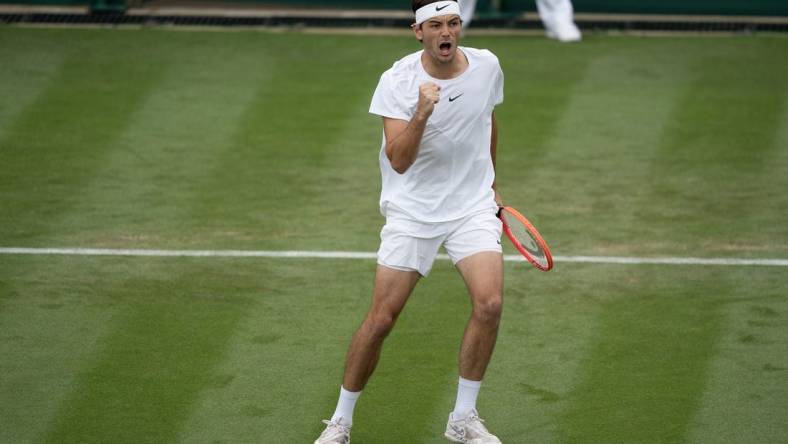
[{"xmin": 412, "ymin": 109, "xmax": 431, "ymax": 123}]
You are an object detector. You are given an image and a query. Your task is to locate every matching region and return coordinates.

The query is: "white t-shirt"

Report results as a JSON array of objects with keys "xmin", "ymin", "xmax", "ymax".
[{"xmin": 369, "ymin": 47, "xmax": 504, "ymax": 223}]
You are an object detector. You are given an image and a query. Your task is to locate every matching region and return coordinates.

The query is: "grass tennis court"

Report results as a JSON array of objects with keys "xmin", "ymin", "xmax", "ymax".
[{"xmin": 1, "ymin": 27, "xmax": 787, "ymax": 443}]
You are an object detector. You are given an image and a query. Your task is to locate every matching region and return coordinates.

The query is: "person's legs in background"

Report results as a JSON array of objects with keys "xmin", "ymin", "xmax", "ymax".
[
  {"xmin": 460, "ymin": 0, "xmax": 581, "ymax": 42},
  {"xmin": 536, "ymin": 0, "xmax": 582, "ymax": 42}
]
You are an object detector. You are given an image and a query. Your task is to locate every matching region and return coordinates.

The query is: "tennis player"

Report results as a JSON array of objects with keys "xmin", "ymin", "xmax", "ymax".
[{"xmin": 315, "ymin": 1, "xmax": 504, "ymax": 442}]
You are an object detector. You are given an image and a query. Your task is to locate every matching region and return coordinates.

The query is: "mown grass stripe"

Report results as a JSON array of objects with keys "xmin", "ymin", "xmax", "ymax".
[
  {"xmin": 685, "ymin": 279, "xmax": 788, "ymax": 443},
  {"xmin": 637, "ymin": 38, "xmax": 788, "ymax": 257},
  {"xmin": 40, "ymin": 264, "xmax": 257, "ymax": 444},
  {"xmin": 0, "ymin": 30, "xmax": 67, "ymax": 140},
  {"xmin": 1, "ymin": 247, "xmax": 787, "ymax": 266},
  {"xmin": 685, "ymin": 92, "xmax": 788, "ymax": 444},
  {"xmin": 31, "ymin": 32, "xmax": 283, "ymax": 444},
  {"xmin": 0, "ymin": 29, "xmax": 169, "ymax": 245},
  {"xmin": 0, "ymin": 29, "xmax": 171, "ymax": 444},
  {"xmin": 556, "ymin": 267, "xmax": 729, "ymax": 443},
  {"xmin": 47, "ymin": 31, "xmax": 277, "ymax": 249},
  {"xmin": 0, "ymin": 258, "xmax": 118, "ymax": 444},
  {"xmin": 555, "ymin": 38, "xmax": 788, "ymax": 444}
]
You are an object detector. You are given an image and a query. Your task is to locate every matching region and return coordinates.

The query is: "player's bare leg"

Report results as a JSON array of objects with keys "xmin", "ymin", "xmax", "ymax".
[
  {"xmin": 456, "ymin": 251, "xmax": 503, "ymax": 380},
  {"xmin": 343, "ymin": 265, "xmax": 420, "ymax": 390},
  {"xmin": 444, "ymin": 251, "xmax": 503, "ymax": 444},
  {"xmin": 315, "ymin": 266, "xmax": 420, "ymax": 444}
]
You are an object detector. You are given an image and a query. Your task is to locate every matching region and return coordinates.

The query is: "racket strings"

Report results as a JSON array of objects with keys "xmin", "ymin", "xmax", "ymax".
[{"xmin": 501, "ymin": 211, "xmax": 550, "ymax": 269}]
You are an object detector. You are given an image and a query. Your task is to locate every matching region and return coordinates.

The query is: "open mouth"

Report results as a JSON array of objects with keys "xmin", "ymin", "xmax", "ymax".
[{"xmin": 439, "ymin": 41, "xmax": 452, "ymax": 56}]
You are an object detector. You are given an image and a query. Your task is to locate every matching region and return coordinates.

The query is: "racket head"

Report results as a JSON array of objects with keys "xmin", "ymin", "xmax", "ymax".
[{"xmin": 498, "ymin": 206, "xmax": 553, "ymax": 271}]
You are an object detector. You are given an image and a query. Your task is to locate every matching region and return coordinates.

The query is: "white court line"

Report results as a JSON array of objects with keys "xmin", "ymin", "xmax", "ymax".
[{"xmin": 1, "ymin": 247, "xmax": 787, "ymax": 266}]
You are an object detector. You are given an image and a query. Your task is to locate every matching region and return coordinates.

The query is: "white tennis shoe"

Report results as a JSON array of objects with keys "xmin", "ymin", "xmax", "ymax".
[
  {"xmin": 545, "ymin": 19, "xmax": 582, "ymax": 42},
  {"xmin": 314, "ymin": 418, "xmax": 351, "ymax": 444},
  {"xmin": 444, "ymin": 409, "xmax": 502, "ymax": 443}
]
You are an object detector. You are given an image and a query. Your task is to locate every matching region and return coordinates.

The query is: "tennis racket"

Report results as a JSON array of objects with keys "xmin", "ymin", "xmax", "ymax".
[{"xmin": 497, "ymin": 206, "xmax": 553, "ymax": 271}]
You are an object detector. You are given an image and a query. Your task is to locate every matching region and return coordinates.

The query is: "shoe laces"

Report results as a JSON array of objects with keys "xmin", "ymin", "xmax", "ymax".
[
  {"xmin": 463, "ymin": 412, "xmax": 493, "ymax": 435},
  {"xmin": 320, "ymin": 419, "xmax": 351, "ymax": 437}
]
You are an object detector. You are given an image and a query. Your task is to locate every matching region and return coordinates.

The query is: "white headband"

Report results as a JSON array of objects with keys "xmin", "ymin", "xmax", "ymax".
[{"xmin": 414, "ymin": 1, "xmax": 461, "ymax": 25}]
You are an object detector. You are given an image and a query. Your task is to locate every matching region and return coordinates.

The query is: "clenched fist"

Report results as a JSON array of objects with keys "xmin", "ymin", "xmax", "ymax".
[{"xmin": 416, "ymin": 82, "xmax": 441, "ymax": 119}]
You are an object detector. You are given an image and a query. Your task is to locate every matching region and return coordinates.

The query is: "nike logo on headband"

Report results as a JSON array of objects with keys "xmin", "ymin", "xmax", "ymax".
[{"xmin": 415, "ymin": 1, "xmax": 459, "ymax": 25}]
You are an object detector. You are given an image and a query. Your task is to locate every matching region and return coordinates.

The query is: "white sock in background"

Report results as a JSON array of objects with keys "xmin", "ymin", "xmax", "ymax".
[
  {"xmin": 330, "ymin": 386, "xmax": 362, "ymax": 425},
  {"xmin": 452, "ymin": 377, "xmax": 482, "ymax": 418}
]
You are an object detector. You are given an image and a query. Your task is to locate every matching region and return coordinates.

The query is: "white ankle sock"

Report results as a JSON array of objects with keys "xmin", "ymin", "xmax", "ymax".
[
  {"xmin": 330, "ymin": 386, "xmax": 361, "ymax": 425},
  {"xmin": 452, "ymin": 377, "xmax": 482, "ymax": 417}
]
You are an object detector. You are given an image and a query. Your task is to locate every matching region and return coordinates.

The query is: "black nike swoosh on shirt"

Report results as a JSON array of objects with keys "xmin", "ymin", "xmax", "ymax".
[
  {"xmin": 448, "ymin": 93, "xmax": 464, "ymax": 102},
  {"xmin": 436, "ymin": 4, "xmax": 449, "ymax": 11}
]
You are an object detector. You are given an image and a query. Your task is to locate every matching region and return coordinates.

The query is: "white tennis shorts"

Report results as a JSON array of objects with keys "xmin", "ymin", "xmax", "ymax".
[{"xmin": 377, "ymin": 205, "xmax": 503, "ymax": 276}]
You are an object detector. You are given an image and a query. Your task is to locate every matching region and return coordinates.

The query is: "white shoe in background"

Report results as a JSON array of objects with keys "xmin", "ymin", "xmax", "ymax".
[{"xmin": 545, "ymin": 19, "xmax": 582, "ymax": 42}]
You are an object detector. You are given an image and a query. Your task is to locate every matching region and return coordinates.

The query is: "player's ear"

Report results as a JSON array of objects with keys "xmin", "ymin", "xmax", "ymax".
[{"xmin": 411, "ymin": 23, "xmax": 423, "ymax": 42}]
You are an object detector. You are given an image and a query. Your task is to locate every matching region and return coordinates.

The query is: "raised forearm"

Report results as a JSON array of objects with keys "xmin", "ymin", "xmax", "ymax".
[
  {"xmin": 385, "ymin": 112, "xmax": 429, "ymax": 174},
  {"xmin": 384, "ymin": 82, "xmax": 440, "ymax": 174}
]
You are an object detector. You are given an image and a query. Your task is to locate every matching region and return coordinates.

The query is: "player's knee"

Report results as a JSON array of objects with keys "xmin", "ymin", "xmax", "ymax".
[
  {"xmin": 473, "ymin": 295, "xmax": 502, "ymax": 325},
  {"xmin": 365, "ymin": 312, "xmax": 398, "ymax": 339}
]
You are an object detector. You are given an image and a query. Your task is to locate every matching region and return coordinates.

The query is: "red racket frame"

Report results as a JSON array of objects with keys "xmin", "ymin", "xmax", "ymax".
[{"xmin": 498, "ymin": 206, "xmax": 553, "ymax": 271}]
